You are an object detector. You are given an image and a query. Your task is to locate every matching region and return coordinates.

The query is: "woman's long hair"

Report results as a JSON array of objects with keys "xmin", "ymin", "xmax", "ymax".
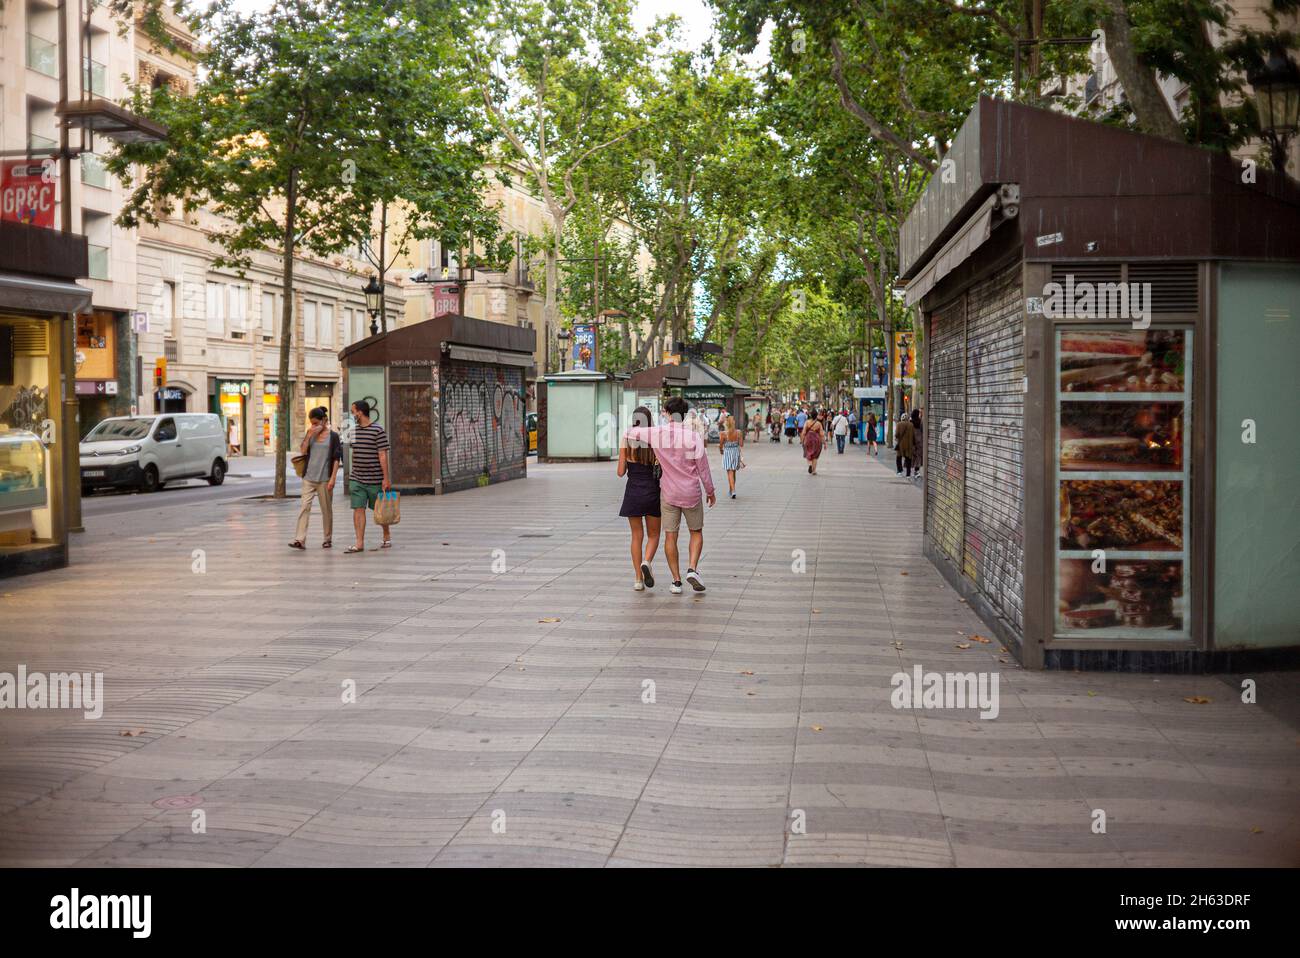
[{"xmin": 624, "ymin": 406, "xmax": 658, "ymax": 466}]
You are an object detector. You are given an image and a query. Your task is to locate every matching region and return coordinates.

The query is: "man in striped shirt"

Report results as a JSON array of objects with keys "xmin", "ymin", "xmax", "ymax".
[{"xmin": 346, "ymin": 399, "xmax": 392, "ymax": 553}]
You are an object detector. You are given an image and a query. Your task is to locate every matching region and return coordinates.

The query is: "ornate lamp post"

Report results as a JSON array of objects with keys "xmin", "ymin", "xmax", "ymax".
[
  {"xmin": 1249, "ymin": 48, "xmax": 1300, "ymax": 174},
  {"xmin": 556, "ymin": 327, "xmax": 572, "ymax": 372},
  {"xmin": 363, "ymin": 275, "xmax": 383, "ymax": 336}
]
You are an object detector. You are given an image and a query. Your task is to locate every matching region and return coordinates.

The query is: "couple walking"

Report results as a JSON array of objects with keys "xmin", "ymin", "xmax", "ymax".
[
  {"xmin": 288, "ymin": 399, "xmax": 393, "ymax": 554},
  {"xmin": 617, "ymin": 397, "xmax": 717, "ymax": 594}
]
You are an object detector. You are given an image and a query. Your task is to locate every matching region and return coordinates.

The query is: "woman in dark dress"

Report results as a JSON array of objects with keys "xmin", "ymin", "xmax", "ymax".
[{"xmin": 618, "ymin": 405, "xmax": 662, "ymax": 591}]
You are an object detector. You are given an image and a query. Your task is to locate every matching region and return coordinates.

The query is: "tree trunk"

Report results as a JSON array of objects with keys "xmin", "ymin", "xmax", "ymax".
[
  {"xmin": 544, "ymin": 215, "xmax": 563, "ymax": 372},
  {"xmin": 377, "ymin": 201, "xmax": 388, "ymax": 333},
  {"xmin": 274, "ymin": 168, "xmax": 298, "ymax": 499},
  {"xmin": 1099, "ymin": 0, "xmax": 1184, "ymax": 142}
]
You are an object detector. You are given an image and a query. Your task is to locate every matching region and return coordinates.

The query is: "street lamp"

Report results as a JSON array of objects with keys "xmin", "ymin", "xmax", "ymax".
[
  {"xmin": 556, "ymin": 327, "xmax": 572, "ymax": 372},
  {"xmin": 363, "ymin": 275, "xmax": 383, "ymax": 336},
  {"xmin": 1249, "ymin": 48, "xmax": 1300, "ymax": 172}
]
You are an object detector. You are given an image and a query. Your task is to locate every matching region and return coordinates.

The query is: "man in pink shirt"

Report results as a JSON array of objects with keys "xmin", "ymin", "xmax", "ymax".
[{"xmin": 624, "ymin": 396, "xmax": 716, "ymax": 593}]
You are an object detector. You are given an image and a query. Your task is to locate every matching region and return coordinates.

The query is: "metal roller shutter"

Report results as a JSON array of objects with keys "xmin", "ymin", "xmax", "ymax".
[
  {"xmin": 962, "ymin": 261, "xmax": 1025, "ymax": 631},
  {"xmin": 926, "ymin": 299, "xmax": 965, "ymax": 564}
]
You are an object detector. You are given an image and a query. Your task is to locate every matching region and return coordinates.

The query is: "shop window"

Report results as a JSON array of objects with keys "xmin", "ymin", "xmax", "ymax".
[
  {"xmin": 1054, "ymin": 328, "xmax": 1192, "ymax": 640},
  {"xmin": 0, "ymin": 317, "xmax": 53, "ymax": 548}
]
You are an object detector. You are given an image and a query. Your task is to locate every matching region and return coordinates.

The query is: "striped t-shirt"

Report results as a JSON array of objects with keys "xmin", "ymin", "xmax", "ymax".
[{"xmin": 350, "ymin": 422, "xmax": 389, "ymax": 484}]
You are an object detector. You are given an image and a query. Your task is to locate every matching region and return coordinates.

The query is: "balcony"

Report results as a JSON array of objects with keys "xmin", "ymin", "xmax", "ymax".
[
  {"xmin": 26, "ymin": 34, "xmax": 59, "ymax": 79},
  {"xmin": 83, "ymin": 59, "xmax": 108, "ymax": 97},
  {"xmin": 81, "ymin": 153, "xmax": 108, "ymax": 188},
  {"xmin": 27, "ymin": 132, "xmax": 58, "ymax": 156},
  {"xmin": 87, "ymin": 243, "xmax": 109, "ymax": 280}
]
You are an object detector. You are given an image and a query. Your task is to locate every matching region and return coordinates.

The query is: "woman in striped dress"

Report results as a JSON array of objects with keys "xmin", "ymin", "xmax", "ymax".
[{"xmin": 719, "ymin": 415, "xmax": 743, "ymax": 499}]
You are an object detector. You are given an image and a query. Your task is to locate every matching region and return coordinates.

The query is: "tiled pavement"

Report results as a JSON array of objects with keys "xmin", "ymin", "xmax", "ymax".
[{"xmin": 0, "ymin": 439, "xmax": 1296, "ymax": 867}]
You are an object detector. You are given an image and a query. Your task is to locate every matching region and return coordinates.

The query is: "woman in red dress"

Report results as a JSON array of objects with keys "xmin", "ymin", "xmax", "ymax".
[{"xmin": 802, "ymin": 409, "xmax": 825, "ymax": 475}]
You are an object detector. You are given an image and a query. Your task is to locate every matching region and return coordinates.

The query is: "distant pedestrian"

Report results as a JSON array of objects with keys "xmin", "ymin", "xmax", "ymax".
[
  {"xmin": 784, "ymin": 408, "xmax": 798, "ymax": 443},
  {"xmin": 618, "ymin": 405, "xmax": 662, "ymax": 591},
  {"xmin": 685, "ymin": 407, "xmax": 709, "ymax": 447},
  {"xmin": 866, "ymin": 412, "xmax": 879, "ymax": 456},
  {"xmin": 848, "ymin": 409, "xmax": 858, "ymax": 444},
  {"xmin": 895, "ymin": 412, "xmax": 915, "ymax": 477},
  {"xmin": 802, "ymin": 410, "xmax": 825, "ymax": 475},
  {"xmin": 796, "ymin": 407, "xmax": 808, "ymax": 436},
  {"xmin": 752, "ymin": 411, "xmax": 763, "ymax": 443},
  {"xmin": 625, "ymin": 396, "xmax": 716, "ymax": 594},
  {"xmin": 911, "ymin": 408, "xmax": 924, "ymax": 480},
  {"xmin": 289, "ymin": 406, "xmax": 342, "ymax": 550},
  {"xmin": 719, "ymin": 414, "xmax": 744, "ymax": 499},
  {"xmin": 345, "ymin": 399, "xmax": 392, "ymax": 554},
  {"xmin": 831, "ymin": 409, "xmax": 849, "ymax": 454}
]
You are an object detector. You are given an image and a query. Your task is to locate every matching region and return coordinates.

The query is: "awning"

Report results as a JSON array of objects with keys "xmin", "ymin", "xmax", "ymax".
[
  {"xmin": 903, "ymin": 193, "xmax": 999, "ymax": 307},
  {"xmin": 0, "ymin": 274, "xmax": 93, "ymax": 315},
  {"xmin": 446, "ymin": 344, "xmax": 533, "ymax": 367}
]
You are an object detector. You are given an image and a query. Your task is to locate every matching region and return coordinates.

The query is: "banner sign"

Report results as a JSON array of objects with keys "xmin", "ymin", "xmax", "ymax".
[
  {"xmin": 894, "ymin": 332, "xmax": 916, "ymax": 381},
  {"xmin": 431, "ymin": 283, "xmax": 460, "ymax": 319},
  {"xmin": 0, "ymin": 161, "xmax": 56, "ymax": 228},
  {"xmin": 572, "ymin": 324, "xmax": 597, "ymax": 371}
]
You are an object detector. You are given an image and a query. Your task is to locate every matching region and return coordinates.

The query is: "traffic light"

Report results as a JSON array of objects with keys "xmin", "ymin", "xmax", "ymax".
[{"xmin": 153, "ymin": 358, "xmax": 166, "ymax": 390}]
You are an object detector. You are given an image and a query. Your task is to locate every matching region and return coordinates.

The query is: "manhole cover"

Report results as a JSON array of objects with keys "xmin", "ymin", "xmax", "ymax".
[{"xmin": 152, "ymin": 795, "xmax": 203, "ymax": 810}]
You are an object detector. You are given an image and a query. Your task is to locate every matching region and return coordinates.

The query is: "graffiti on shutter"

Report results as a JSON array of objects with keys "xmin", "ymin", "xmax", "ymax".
[
  {"xmin": 440, "ymin": 362, "xmax": 525, "ymax": 484},
  {"xmin": 926, "ymin": 299, "xmax": 965, "ymax": 563},
  {"xmin": 962, "ymin": 261, "xmax": 1025, "ymax": 631}
]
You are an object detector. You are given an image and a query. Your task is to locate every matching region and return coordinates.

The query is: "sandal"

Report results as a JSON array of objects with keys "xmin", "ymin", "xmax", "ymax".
[
  {"xmin": 322, "ymin": 540, "xmax": 332, "ymax": 549},
  {"xmin": 380, "ymin": 540, "xmax": 392, "ymax": 549},
  {"xmin": 288, "ymin": 540, "xmax": 305, "ymax": 550},
  {"xmin": 344, "ymin": 545, "xmax": 364, "ymax": 554}
]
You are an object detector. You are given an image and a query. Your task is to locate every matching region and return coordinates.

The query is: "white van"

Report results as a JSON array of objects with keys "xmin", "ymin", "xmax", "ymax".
[{"xmin": 80, "ymin": 413, "xmax": 228, "ymax": 494}]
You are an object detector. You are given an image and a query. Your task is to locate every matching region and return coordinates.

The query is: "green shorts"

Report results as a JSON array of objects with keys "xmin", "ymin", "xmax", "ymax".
[{"xmin": 349, "ymin": 480, "xmax": 383, "ymax": 509}]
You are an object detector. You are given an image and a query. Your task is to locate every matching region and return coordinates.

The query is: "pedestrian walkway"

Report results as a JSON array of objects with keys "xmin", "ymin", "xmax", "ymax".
[{"xmin": 0, "ymin": 440, "xmax": 1295, "ymax": 866}]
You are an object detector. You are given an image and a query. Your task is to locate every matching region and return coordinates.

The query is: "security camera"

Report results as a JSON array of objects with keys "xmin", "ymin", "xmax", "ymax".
[{"xmin": 409, "ymin": 270, "xmax": 428, "ymax": 283}]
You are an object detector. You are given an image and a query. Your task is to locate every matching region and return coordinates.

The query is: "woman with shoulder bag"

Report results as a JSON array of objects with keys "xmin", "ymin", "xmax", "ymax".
[{"xmin": 290, "ymin": 406, "xmax": 342, "ymax": 550}]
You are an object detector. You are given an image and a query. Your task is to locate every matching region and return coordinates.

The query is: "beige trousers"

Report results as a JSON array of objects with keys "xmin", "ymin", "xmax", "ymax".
[{"xmin": 295, "ymin": 479, "xmax": 333, "ymax": 542}]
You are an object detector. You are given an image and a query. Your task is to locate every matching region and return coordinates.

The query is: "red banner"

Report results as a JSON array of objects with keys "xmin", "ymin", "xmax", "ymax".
[
  {"xmin": 431, "ymin": 283, "xmax": 460, "ymax": 319},
  {"xmin": 1, "ymin": 161, "xmax": 56, "ymax": 228}
]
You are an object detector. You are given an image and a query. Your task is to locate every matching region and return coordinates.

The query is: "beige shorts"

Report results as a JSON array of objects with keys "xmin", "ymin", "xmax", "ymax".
[{"xmin": 662, "ymin": 497, "xmax": 704, "ymax": 533}]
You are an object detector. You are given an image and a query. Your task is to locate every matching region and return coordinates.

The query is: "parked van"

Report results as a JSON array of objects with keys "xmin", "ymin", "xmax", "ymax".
[{"xmin": 80, "ymin": 414, "xmax": 228, "ymax": 494}]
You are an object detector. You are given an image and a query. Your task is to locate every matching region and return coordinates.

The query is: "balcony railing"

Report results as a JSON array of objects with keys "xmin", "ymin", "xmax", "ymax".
[
  {"xmin": 81, "ymin": 153, "xmax": 108, "ymax": 188},
  {"xmin": 83, "ymin": 58, "xmax": 107, "ymax": 97},
  {"xmin": 27, "ymin": 132, "xmax": 58, "ymax": 156},
  {"xmin": 26, "ymin": 34, "xmax": 59, "ymax": 79},
  {"xmin": 87, "ymin": 243, "xmax": 109, "ymax": 280}
]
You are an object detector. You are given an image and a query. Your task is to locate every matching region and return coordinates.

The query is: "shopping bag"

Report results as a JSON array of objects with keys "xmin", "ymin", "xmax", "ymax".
[
  {"xmin": 374, "ymin": 489, "xmax": 401, "ymax": 525},
  {"xmin": 291, "ymin": 454, "xmax": 308, "ymax": 478}
]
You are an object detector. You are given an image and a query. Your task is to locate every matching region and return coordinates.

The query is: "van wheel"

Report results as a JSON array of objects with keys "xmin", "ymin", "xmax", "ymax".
[
  {"xmin": 207, "ymin": 459, "xmax": 225, "ymax": 486},
  {"xmin": 140, "ymin": 465, "xmax": 160, "ymax": 493}
]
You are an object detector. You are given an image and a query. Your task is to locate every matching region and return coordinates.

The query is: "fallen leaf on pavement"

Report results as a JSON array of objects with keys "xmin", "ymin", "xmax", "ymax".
[
  {"xmin": 811, "ymin": 725, "xmax": 824, "ymax": 732},
  {"xmin": 740, "ymin": 670, "xmax": 754, "ymax": 676},
  {"xmin": 1250, "ymin": 826, "xmax": 1264, "ymax": 834},
  {"xmin": 955, "ymin": 643, "xmax": 971, "ymax": 650},
  {"xmin": 998, "ymin": 658, "xmax": 1009, "ymax": 664},
  {"xmin": 971, "ymin": 635, "xmax": 992, "ymax": 644},
  {"xmin": 899, "ymin": 572, "xmax": 908, "ymax": 576},
  {"xmin": 746, "ymin": 691, "xmax": 756, "ymax": 697},
  {"xmin": 1087, "ymin": 691, "xmax": 1098, "ymax": 697},
  {"xmin": 811, "ymin": 609, "xmax": 820, "ymax": 614},
  {"xmin": 538, "ymin": 617, "xmax": 561, "ymax": 623},
  {"xmin": 119, "ymin": 729, "xmax": 147, "ymax": 737},
  {"xmin": 1184, "ymin": 696, "xmax": 1212, "ymax": 704}
]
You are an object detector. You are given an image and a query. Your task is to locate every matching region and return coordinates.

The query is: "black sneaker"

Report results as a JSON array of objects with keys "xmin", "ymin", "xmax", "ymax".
[
  {"xmin": 686, "ymin": 568, "xmax": 706, "ymax": 592},
  {"xmin": 640, "ymin": 561, "xmax": 654, "ymax": 588}
]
